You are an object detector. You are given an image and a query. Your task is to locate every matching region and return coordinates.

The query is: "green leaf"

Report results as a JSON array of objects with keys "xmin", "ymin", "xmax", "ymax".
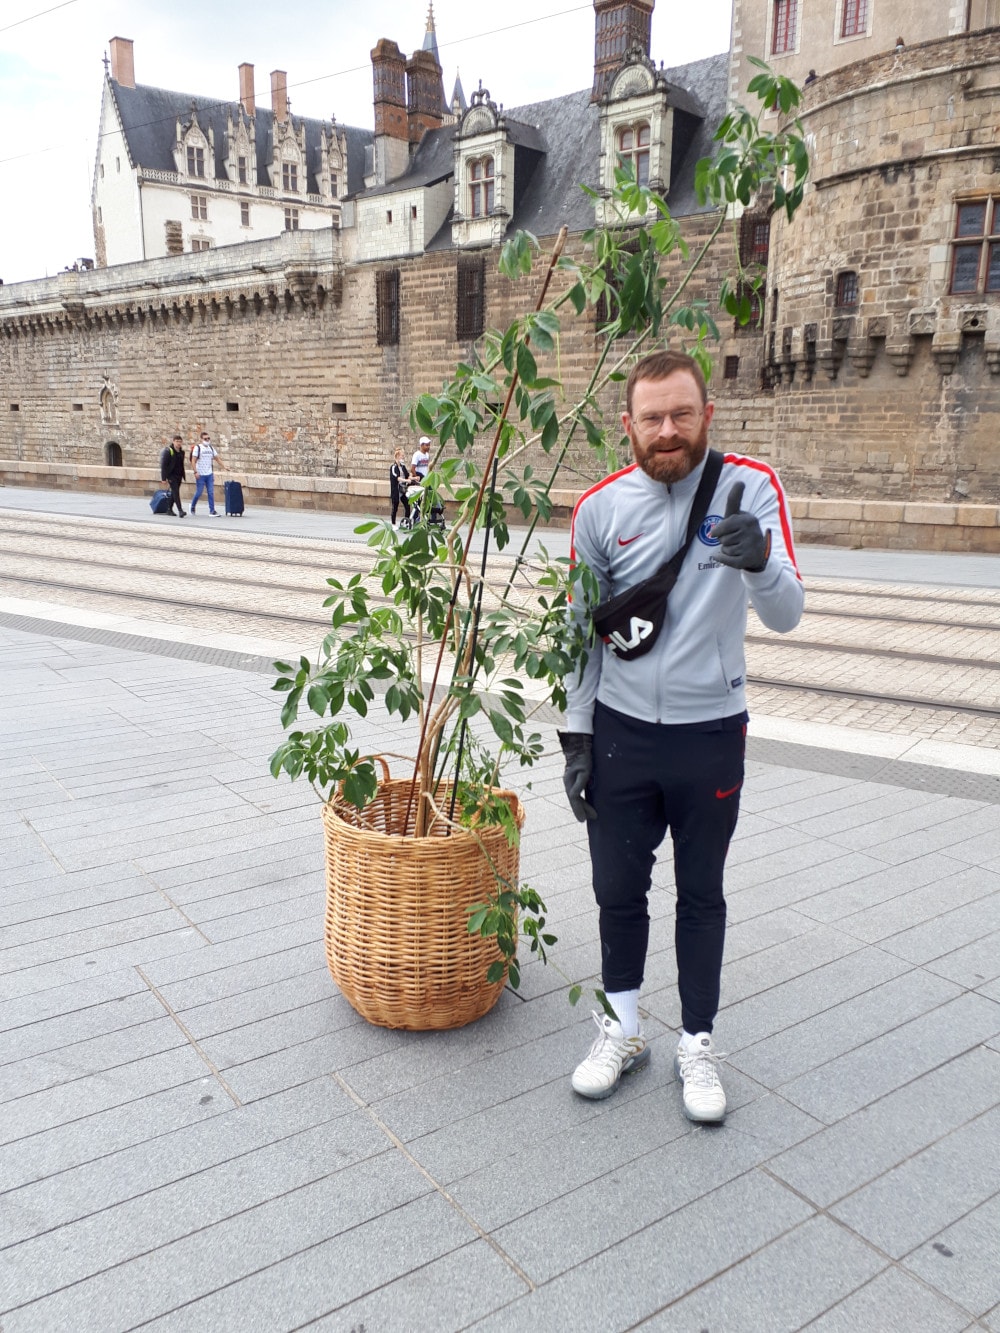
[
  {"xmin": 581, "ymin": 414, "xmax": 604, "ymax": 448},
  {"xmin": 516, "ymin": 342, "xmax": 538, "ymax": 386}
]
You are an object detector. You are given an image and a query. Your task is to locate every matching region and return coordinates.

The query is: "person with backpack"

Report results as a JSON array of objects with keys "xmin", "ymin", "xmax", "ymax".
[
  {"xmin": 561, "ymin": 350, "xmax": 803, "ymax": 1124},
  {"xmin": 159, "ymin": 435, "xmax": 187, "ymax": 516},
  {"xmin": 190, "ymin": 431, "xmax": 220, "ymax": 515}
]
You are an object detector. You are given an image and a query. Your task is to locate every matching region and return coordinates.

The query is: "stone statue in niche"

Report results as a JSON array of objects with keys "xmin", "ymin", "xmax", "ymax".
[{"xmin": 99, "ymin": 374, "xmax": 119, "ymax": 425}]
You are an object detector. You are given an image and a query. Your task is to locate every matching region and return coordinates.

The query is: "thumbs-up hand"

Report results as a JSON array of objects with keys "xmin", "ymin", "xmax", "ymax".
[{"xmin": 711, "ymin": 482, "xmax": 771, "ymax": 571}]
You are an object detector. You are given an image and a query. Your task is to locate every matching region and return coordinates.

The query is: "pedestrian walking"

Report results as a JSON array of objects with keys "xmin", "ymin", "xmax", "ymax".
[
  {"xmin": 561, "ymin": 349, "xmax": 803, "ymax": 1122},
  {"xmin": 411, "ymin": 436, "xmax": 431, "ymax": 479},
  {"xmin": 190, "ymin": 431, "xmax": 220, "ymax": 515},
  {"xmin": 160, "ymin": 435, "xmax": 187, "ymax": 516},
  {"xmin": 390, "ymin": 448, "xmax": 411, "ymax": 526}
]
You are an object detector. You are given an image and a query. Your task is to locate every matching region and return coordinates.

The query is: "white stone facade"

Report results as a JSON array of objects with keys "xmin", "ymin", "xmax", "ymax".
[{"xmin": 91, "ymin": 62, "xmax": 350, "ymax": 266}]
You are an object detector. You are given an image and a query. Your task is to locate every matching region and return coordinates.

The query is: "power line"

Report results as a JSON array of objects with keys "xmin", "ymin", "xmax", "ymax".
[
  {"xmin": 0, "ymin": 0, "xmax": 82, "ymax": 35},
  {"xmin": 0, "ymin": 4, "xmax": 592, "ymax": 168}
]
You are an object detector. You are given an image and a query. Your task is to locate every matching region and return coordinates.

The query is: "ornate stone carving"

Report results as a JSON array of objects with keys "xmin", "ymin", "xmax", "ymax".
[
  {"xmin": 931, "ymin": 332, "xmax": 961, "ymax": 376},
  {"xmin": 99, "ymin": 374, "xmax": 119, "ymax": 424},
  {"xmin": 815, "ymin": 338, "xmax": 844, "ymax": 381},
  {"xmin": 608, "ymin": 46, "xmax": 659, "ymax": 101},
  {"xmin": 886, "ymin": 338, "xmax": 915, "ymax": 377},
  {"xmin": 460, "ymin": 86, "xmax": 499, "ymax": 137},
  {"xmin": 908, "ymin": 308, "xmax": 937, "ymax": 337},
  {"xmin": 959, "ymin": 305, "xmax": 988, "ymax": 333},
  {"xmin": 848, "ymin": 337, "xmax": 876, "ymax": 377}
]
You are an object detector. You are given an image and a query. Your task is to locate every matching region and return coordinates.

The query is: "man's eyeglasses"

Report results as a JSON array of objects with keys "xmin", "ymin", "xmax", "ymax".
[{"xmin": 634, "ymin": 408, "xmax": 702, "ymax": 434}]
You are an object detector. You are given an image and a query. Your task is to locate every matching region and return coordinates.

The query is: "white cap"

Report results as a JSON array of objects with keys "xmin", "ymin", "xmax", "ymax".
[{"xmin": 419, "ymin": 436, "xmax": 431, "ymax": 446}]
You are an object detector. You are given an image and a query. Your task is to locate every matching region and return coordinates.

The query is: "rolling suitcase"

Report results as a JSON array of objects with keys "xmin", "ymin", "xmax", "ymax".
[
  {"xmin": 150, "ymin": 489, "xmax": 172, "ymax": 514},
  {"xmin": 224, "ymin": 479, "xmax": 245, "ymax": 516}
]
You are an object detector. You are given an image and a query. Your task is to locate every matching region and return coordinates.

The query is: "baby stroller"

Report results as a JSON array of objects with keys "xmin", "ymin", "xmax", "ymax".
[{"xmin": 399, "ymin": 477, "xmax": 445, "ymax": 532}]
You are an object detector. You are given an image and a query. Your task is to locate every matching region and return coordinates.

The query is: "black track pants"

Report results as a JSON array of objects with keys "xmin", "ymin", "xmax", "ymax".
[{"xmin": 586, "ymin": 701, "xmax": 745, "ymax": 1035}]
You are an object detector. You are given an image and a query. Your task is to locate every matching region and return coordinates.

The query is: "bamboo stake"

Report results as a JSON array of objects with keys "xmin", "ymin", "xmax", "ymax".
[{"xmin": 404, "ymin": 226, "xmax": 568, "ymax": 835}]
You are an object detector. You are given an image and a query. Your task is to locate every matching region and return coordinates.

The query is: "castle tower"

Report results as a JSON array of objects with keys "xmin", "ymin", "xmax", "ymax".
[{"xmin": 591, "ymin": 0, "xmax": 654, "ymax": 101}]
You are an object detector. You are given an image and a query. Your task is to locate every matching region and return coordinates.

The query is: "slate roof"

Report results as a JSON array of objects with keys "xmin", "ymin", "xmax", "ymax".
[
  {"xmin": 109, "ymin": 79, "xmax": 372, "ymax": 198},
  {"xmin": 358, "ymin": 123, "xmax": 456, "ymax": 199},
  {"xmin": 351, "ymin": 49, "xmax": 728, "ymax": 250}
]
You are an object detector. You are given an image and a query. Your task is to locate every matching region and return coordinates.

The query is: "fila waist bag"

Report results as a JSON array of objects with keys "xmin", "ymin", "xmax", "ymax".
[{"xmin": 591, "ymin": 450, "xmax": 723, "ymax": 662}]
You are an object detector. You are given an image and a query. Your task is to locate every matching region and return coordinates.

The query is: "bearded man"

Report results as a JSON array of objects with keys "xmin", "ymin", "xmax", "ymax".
[{"xmin": 561, "ymin": 349, "xmax": 803, "ymax": 1122}]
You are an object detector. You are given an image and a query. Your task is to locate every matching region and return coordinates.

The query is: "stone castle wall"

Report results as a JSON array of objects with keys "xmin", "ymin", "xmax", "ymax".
[
  {"xmin": 6, "ymin": 30, "xmax": 1000, "ymax": 556},
  {"xmin": 0, "ymin": 217, "xmax": 730, "ymax": 491},
  {"xmin": 763, "ymin": 30, "xmax": 1000, "ymax": 506}
]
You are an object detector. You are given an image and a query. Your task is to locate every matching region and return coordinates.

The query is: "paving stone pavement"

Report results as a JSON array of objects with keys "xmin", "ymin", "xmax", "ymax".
[{"xmin": 1, "ymin": 616, "xmax": 999, "ymax": 1332}]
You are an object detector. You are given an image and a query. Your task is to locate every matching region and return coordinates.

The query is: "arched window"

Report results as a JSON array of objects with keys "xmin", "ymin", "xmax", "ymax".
[
  {"xmin": 835, "ymin": 270, "xmax": 859, "ymax": 308},
  {"xmin": 616, "ymin": 123, "xmax": 650, "ymax": 187},
  {"xmin": 105, "ymin": 441, "xmax": 123, "ymax": 467},
  {"xmin": 469, "ymin": 157, "xmax": 494, "ymax": 218}
]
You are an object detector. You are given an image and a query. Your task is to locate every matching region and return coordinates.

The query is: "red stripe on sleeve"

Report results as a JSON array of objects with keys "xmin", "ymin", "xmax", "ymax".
[
  {"xmin": 568, "ymin": 463, "xmax": 638, "ymax": 565},
  {"xmin": 723, "ymin": 454, "xmax": 801, "ymax": 579}
]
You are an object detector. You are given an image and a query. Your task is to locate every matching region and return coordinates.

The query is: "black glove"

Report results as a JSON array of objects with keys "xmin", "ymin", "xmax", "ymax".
[
  {"xmin": 711, "ymin": 482, "xmax": 771, "ymax": 572},
  {"xmin": 559, "ymin": 731, "xmax": 596, "ymax": 822}
]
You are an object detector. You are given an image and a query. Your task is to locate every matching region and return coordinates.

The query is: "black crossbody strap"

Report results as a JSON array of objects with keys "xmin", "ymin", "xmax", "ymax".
[{"xmin": 679, "ymin": 448, "xmax": 724, "ymax": 560}]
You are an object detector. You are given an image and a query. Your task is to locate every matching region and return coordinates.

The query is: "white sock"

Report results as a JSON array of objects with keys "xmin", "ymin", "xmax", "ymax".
[
  {"xmin": 681, "ymin": 1028, "xmax": 712, "ymax": 1050},
  {"xmin": 605, "ymin": 989, "xmax": 640, "ymax": 1038}
]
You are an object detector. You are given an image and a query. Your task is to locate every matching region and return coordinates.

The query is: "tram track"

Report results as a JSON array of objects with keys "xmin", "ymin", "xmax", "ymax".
[
  {"xmin": 3, "ymin": 569, "xmax": 999, "ymax": 722},
  {"xmin": 2, "ymin": 516, "xmax": 999, "ymax": 629},
  {"xmin": 2, "ymin": 563, "xmax": 997, "ymax": 671},
  {"xmin": 2, "ymin": 508, "xmax": 998, "ymax": 739}
]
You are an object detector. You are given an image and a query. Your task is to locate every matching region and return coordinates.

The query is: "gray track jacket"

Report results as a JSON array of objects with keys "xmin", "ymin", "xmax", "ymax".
[{"xmin": 564, "ymin": 450, "xmax": 804, "ymax": 732}]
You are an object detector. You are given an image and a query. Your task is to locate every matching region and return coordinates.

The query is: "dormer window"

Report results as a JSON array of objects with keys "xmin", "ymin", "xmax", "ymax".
[
  {"xmin": 238, "ymin": 156, "xmax": 248, "ymax": 184},
  {"xmin": 617, "ymin": 123, "xmax": 650, "ymax": 187},
  {"xmin": 595, "ymin": 50, "xmax": 678, "ymax": 226},
  {"xmin": 469, "ymin": 157, "xmax": 495, "ymax": 218},
  {"xmin": 187, "ymin": 145, "xmax": 205, "ymax": 178},
  {"xmin": 282, "ymin": 161, "xmax": 298, "ymax": 193}
]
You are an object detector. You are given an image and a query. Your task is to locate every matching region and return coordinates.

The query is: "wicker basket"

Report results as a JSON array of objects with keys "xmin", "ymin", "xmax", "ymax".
[{"xmin": 321, "ymin": 768, "xmax": 524, "ymax": 1030}]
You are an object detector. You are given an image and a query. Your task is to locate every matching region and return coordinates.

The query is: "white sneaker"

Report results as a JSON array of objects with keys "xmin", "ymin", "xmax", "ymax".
[
  {"xmin": 674, "ymin": 1032, "xmax": 727, "ymax": 1123},
  {"xmin": 571, "ymin": 1011, "xmax": 649, "ymax": 1100}
]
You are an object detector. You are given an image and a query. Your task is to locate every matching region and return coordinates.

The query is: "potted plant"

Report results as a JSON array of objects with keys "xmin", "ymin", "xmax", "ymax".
[{"xmin": 269, "ymin": 65, "xmax": 809, "ymax": 1030}]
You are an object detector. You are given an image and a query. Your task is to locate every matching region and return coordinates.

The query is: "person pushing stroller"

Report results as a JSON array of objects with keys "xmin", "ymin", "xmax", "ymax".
[{"xmin": 400, "ymin": 435, "xmax": 444, "ymax": 530}]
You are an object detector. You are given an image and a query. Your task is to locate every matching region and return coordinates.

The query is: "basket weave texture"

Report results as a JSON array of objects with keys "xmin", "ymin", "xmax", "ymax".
[{"xmin": 322, "ymin": 776, "xmax": 524, "ymax": 1030}]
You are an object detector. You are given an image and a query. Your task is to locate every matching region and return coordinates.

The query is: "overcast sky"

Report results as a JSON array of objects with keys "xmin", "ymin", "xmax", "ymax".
[{"xmin": 0, "ymin": 0, "xmax": 732, "ymax": 284}]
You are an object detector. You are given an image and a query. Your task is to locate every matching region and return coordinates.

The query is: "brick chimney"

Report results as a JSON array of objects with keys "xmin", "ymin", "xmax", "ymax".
[
  {"xmin": 591, "ymin": 0, "xmax": 654, "ymax": 102},
  {"xmin": 271, "ymin": 69, "xmax": 288, "ymax": 124},
  {"xmin": 109, "ymin": 36, "xmax": 135, "ymax": 89},
  {"xmin": 372, "ymin": 40, "xmax": 408, "ymax": 141},
  {"xmin": 369, "ymin": 38, "xmax": 410, "ymax": 185},
  {"xmin": 239, "ymin": 62, "xmax": 255, "ymax": 116},
  {"xmin": 406, "ymin": 49, "xmax": 444, "ymax": 144}
]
